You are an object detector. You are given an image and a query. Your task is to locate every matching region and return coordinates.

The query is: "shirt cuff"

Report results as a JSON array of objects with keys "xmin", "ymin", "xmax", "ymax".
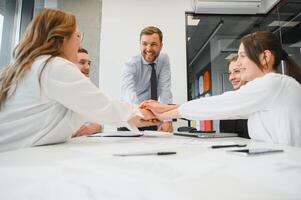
[{"xmin": 133, "ymin": 105, "xmax": 144, "ymax": 118}]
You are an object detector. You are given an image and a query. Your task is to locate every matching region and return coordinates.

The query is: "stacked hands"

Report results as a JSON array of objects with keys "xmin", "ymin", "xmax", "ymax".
[
  {"xmin": 72, "ymin": 101, "xmax": 180, "ymax": 138},
  {"xmin": 133, "ymin": 100, "xmax": 180, "ymax": 127}
]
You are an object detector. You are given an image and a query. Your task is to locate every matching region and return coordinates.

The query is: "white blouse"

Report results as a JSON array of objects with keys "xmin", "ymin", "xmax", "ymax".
[
  {"xmin": 180, "ymin": 73, "xmax": 301, "ymax": 147},
  {"xmin": 0, "ymin": 55, "xmax": 140, "ymax": 151}
]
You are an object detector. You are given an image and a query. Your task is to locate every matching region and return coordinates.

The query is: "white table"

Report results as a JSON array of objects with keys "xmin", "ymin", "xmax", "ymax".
[{"xmin": 0, "ymin": 132, "xmax": 301, "ymax": 200}]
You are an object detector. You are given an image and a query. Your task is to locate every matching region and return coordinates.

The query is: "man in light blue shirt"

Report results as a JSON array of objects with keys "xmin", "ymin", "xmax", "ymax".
[{"xmin": 121, "ymin": 26, "xmax": 173, "ymax": 132}]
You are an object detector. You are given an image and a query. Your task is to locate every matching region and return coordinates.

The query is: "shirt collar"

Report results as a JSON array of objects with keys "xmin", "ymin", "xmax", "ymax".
[{"xmin": 141, "ymin": 55, "xmax": 159, "ymax": 66}]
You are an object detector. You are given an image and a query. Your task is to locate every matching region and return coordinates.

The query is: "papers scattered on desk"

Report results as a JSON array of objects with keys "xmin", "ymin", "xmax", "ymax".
[{"xmin": 88, "ymin": 131, "xmax": 143, "ymax": 137}]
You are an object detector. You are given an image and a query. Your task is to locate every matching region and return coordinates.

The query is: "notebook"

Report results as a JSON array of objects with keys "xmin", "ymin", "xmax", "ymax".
[{"xmin": 174, "ymin": 132, "xmax": 238, "ymax": 138}]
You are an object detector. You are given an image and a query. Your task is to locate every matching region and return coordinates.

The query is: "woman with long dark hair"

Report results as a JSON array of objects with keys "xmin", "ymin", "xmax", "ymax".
[{"xmin": 143, "ymin": 31, "xmax": 301, "ymax": 147}]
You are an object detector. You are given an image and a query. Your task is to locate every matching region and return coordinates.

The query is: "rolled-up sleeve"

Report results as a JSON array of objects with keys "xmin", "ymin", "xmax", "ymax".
[{"xmin": 157, "ymin": 54, "xmax": 173, "ymax": 104}]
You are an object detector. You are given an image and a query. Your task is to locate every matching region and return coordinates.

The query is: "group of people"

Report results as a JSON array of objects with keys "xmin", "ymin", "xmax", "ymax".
[
  {"xmin": 140, "ymin": 32, "xmax": 301, "ymax": 146},
  {"xmin": 0, "ymin": 8, "xmax": 300, "ymax": 152}
]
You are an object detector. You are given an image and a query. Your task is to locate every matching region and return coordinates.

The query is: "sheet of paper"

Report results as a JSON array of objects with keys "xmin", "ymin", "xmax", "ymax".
[
  {"xmin": 88, "ymin": 131, "xmax": 143, "ymax": 137},
  {"xmin": 127, "ymin": 120, "xmax": 142, "ymax": 135},
  {"xmin": 142, "ymin": 130, "xmax": 173, "ymax": 137}
]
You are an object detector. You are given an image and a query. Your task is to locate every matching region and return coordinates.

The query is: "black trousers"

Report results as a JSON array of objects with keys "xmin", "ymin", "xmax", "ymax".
[{"xmin": 117, "ymin": 126, "xmax": 158, "ymax": 131}]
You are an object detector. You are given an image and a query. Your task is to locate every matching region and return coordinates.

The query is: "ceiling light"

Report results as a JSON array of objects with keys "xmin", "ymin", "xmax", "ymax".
[
  {"xmin": 290, "ymin": 41, "xmax": 301, "ymax": 48},
  {"xmin": 225, "ymin": 53, "xmax": 238, "ymax": 60},
  {"xmin": 192, "ymin": 0, "xmax": 280, "ymax": 14},
  {"xmin": 268, "ymin": 20, "xmax": 300, "ymax": 27}
]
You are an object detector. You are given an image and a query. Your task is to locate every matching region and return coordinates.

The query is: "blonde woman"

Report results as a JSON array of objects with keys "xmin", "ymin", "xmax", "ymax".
[
  {"xmin": 142, "ymin": 31, "xmax": 301, "ymax": 147},
  {"xmin": 0, "ymin": 9, "xmax": 158, "ymax": 151}
]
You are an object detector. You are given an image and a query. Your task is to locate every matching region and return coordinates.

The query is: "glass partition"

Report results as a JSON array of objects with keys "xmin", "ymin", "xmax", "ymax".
[
  {"xmin": 0, "ymin": 0, "xmax": 36, "ymax": 69},
  {"xmin": 185, "ymin": 0, "xmax": 301, "ymax": 131}
]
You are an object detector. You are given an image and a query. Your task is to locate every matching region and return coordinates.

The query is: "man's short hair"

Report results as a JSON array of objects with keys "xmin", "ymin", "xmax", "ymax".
[
  {"xmin": 227, "ymin": 55, "xmax": 238, "ymax": 67},
  {"xmin": 78, "ymin": 48, "xmax": 88, "ymax": 54},
  {"xmin": 140, "ymin": 26, "xmax": 163, "ymax": 43}
]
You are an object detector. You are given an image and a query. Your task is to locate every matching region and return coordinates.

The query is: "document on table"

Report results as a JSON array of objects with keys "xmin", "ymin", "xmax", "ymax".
[
  {"xmin": 88, "ymin": 131, "xmax": 143, "ymax": 137},
  {"xmin": 88, "ymin": 130, "xmax": 173, "ymax": 138},
  {"xmin": 89, "ymin": 121, "xmax": 143, "ymax": 137}
]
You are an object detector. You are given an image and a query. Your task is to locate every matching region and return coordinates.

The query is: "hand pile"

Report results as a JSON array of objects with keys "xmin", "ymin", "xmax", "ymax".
[
  {"xmin": 72, "ymin": 100, "xmax": 179, "ymax": 138},
  {"xmin": 132, "ymin": 100, "xmax": 179, "ymax": 130}
]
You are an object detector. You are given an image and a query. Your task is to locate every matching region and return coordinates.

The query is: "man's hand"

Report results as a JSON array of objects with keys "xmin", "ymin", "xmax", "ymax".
[
  {"xmin": 139, "ymin": 108, "xmax": 158, "ymax": 121},
  {"xmin": 128, "ymin": 108, "xmax": 161, "ymax": 128},
  {"xmin": 129, "ymin": 116, "xmax": 160, "ymax": 127},
  {"xmin": 72, "ymin": 123, "xmax": 103, "ymax": 138},
  {"xmin": 158, "ymin": 121, "xmax": 173, "ymax": 132},
  {"xmin": 140, "ymin": 101, "xmax": 179, "ymax": 114}
]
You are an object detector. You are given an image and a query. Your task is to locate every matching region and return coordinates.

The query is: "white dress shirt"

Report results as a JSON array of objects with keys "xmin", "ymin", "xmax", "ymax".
[
  {"xmin": 180, "ymin": 73, "xmax": 301, "ymax": 147},
  {"xmin": 0, "ymin": 55, "xmax": 140, "ymax": 151},
  {"xmin": 121, "ymin": 53, "xmax": 172, "ymax": 104}
]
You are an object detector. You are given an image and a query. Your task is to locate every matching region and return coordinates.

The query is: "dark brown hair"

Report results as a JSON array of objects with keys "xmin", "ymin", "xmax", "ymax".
[
  {"xmin": 140, "ymin": 26, "xmax": 163, "ymax": 43},
  {"xmin": 241, "ymin": 31, "xmax": 301, "ymax": 83},
  {"xmin": 78, "ymin": 47, "xmax": 88, "ymax": 54}
]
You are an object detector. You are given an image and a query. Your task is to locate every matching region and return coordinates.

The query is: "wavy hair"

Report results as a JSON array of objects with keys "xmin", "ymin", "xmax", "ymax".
[{"xmin": 0, "ymin": 8, "xmax": 76, "ymax": 109}]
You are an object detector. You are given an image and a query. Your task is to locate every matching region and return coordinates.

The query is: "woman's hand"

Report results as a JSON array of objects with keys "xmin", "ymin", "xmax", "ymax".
[
  {"xmin": 129, "ymin": 108, "xmax": 160, "ymax": 127},
  {"xmin": 129, "ymin": 116, "xmax": 160, "ymax": 128},
  {"xmin": 139, "ymin": 108, "xmax": 159, "ymax": 121},
  {"xmin": 72, "ymin": 123, "xmax": 103, "ymax": 138},
  {"xmin": 129, "ymin": 108, "xmax": 161, "ymax": 127},
  {"xmin": 140, "ymin": 100, "xmax": 179, "ymax": 114}
]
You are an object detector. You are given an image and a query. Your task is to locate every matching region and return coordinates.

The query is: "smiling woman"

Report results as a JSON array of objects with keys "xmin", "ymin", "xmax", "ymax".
[
  {"xmin": 0, "ymin": 8, "xmax": 159, "ymax": 152},
  {"xmin": 227, "ymin": 55, "xmax": 247, "ymax": 90},
  {"xmin": 142, "ymin": 31, "xmax": 301, "ymax": 147}
]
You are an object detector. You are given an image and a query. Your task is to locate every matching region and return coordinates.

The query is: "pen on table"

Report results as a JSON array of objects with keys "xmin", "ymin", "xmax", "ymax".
[
  {"xmin": 211, "ymin": 144, "xmax": 247, "ymax": 149},
  {"xmin": 113, "ymin": 151, "xmax": 177, "ymax": 156}
]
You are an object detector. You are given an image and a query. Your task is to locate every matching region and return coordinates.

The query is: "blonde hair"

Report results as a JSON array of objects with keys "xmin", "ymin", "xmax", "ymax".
[
  {"xmin": 227, "ymin": 55, "xmax": 238, "ymax": 67},
  {"xmin": 0, "ymin": 8, "xmax": 76, "ymax": 109}
]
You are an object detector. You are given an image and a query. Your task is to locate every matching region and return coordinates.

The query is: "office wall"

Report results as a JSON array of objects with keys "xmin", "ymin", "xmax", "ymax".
[
  {"xmin": 57, "ymin": 0, "xmax": 101, "ymax": 86},
  {"xmin": 99, "ymin": 0, "xmax": 191, "ymax": 105}
]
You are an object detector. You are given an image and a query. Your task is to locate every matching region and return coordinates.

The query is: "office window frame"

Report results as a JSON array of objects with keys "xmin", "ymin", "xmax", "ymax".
[{"xmin": 0, "ymin": 0, "xmax": 35, "ymax": 69}]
